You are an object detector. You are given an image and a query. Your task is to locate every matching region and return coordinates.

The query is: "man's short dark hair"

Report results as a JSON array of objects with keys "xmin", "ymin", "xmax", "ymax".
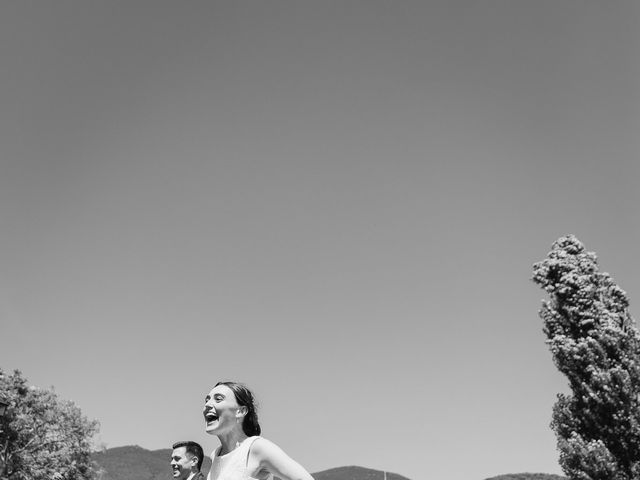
[{"xmin": 172, "ymin": 441, "xmax": 204, "ymax": 471}]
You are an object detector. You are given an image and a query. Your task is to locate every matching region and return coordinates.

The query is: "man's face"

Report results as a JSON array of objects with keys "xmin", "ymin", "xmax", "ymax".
[{"xmin": 170, "ymin": 447, "xmax": 195, "ymax": 480}]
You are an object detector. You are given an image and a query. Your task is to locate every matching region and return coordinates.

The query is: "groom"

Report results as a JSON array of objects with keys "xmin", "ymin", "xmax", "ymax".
[{"xmin": 170, "ymin": 440, "xmax": 205, "ymax": 480}]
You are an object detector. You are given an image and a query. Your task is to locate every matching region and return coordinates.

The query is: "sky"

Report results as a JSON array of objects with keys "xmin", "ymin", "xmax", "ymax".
[{"xmin": 1, "ymin": 2, "xmax": 639, "ymax": 480}]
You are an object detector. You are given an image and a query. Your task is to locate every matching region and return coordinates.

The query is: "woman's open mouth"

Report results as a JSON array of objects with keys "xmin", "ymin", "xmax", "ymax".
[{"xmin": 204, "ymin": 411, "xmax": 219, "ymax": 423}]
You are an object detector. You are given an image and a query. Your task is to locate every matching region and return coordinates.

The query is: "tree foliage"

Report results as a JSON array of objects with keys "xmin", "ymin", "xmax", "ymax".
[
  {"xmin": 0, "ymin": 369, "xmax": 99, "ymax": 480},
  {"xmin": 532, "ymin": 235, "xmax": 640, "ymax": 480}
]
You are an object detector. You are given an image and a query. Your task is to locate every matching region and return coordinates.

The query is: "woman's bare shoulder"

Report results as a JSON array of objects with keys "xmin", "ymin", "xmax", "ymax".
[{"xmin": 250, "ymin": 437, "xmax": 283, "ymax": 457}]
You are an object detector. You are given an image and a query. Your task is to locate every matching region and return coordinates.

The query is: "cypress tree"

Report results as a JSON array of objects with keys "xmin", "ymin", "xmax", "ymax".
[{"xmin": 533, "ymin": 235, "xmax": 640, "ymax": 480}]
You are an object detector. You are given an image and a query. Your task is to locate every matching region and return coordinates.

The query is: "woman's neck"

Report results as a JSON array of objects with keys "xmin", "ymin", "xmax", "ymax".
[{"xmin": 217, "ymin": 429, "xmax": 249, "ymax": 455}]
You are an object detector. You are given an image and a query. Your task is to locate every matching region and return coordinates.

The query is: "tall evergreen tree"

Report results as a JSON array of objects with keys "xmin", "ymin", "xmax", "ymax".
[
  {"xmin": 533, "ymin": 235, "xmax": 640, "ymax": 480},
  {"xmin": 0, "ymin": 369, "xmax": 99, "ymax": 480}
]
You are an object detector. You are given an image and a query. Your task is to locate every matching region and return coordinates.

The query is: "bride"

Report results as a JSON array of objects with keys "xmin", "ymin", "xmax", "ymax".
[{"xmin": 203, "ymin": 381, "xmax": 314, "ymax": 480}]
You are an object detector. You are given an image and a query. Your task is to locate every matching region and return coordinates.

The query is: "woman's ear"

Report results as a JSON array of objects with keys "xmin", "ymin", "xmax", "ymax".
[{"xmin": 236, "ymin": 405, "xmax": 248, "ymax": 418}]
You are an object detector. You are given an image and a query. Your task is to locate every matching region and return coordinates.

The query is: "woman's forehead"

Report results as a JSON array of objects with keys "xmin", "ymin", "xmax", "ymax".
[{"xmin": 209, "ymin": 384, "xmax": 234, "ymax": 397}]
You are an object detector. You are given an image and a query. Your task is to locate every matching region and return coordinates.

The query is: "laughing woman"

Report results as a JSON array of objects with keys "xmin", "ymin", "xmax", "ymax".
[{"xmin": 203, "ymin": 381, "xmax": 314, "ymax": 480}]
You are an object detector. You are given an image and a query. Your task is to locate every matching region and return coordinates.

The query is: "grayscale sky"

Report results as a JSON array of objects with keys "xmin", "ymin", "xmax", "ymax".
[{"xmin": 1, "ymin": 2, "xmax": 639, "ymax": 480}]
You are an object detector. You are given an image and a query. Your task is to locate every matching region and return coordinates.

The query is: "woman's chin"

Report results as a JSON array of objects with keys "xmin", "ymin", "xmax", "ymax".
[{"xmin": 205, "ymin": 423, "xmax": 219, "ymax": 434}]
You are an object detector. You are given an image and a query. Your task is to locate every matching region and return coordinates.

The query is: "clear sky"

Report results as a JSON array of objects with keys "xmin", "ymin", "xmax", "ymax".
[{"xmin": 1, "ymin": 2, "xmax": 639, "ymax": 480}]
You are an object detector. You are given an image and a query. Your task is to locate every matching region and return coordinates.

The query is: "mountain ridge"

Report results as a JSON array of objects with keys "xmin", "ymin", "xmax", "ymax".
[{"xmin": 92, "ymin": 445, "xmax": 565, "ymax": 480}]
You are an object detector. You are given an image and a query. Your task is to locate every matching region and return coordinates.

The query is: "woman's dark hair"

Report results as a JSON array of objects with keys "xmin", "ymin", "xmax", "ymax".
[{"xmin": 216, "ymin": 381, "xmax": 261, "ymax": 436}]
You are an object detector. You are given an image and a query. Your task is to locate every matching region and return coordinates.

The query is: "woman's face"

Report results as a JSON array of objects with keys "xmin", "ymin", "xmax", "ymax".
[{"xmin": 203, "ymin": 384, "xmax": 246, "ymax": 435}]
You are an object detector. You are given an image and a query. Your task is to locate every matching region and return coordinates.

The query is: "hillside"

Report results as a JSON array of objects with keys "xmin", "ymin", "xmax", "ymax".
[
  {"xmin": 92, "ymin": 446, "xmax": 409, "ymax": 480},
  {"xmin": 313, "ymin": 466, "xmax": 410, "ymax": 480},
  {"xmin": 484, "ymin": 475, "xmax": 566, "ymax": 480},
  {"xmin": 92, "ymin": 445, "xmax": 565, "ymax": 480},
  {"xmin": 93, "ymin": 446, "xmax": 205, "ymax": 480}
]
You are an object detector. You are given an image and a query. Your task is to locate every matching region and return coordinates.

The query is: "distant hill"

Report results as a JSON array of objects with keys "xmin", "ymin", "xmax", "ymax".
[
  {"xmin": 93, "ymin": 446, "xmax": 201, "ymax": 480},
  {"xmin": 313, "ymin": 466, "xmax": 410, "ymax": 480},
  {"xmin": 484, "ymin": 475, "xmax": 566, "ymax": 480},
  {"xmin": 92, "ymin": 445, "xmax": 564, "ymax": 480},
  {"xmin": 92, "ymin": 446, "xmax": 409, "ymax": 480}
]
